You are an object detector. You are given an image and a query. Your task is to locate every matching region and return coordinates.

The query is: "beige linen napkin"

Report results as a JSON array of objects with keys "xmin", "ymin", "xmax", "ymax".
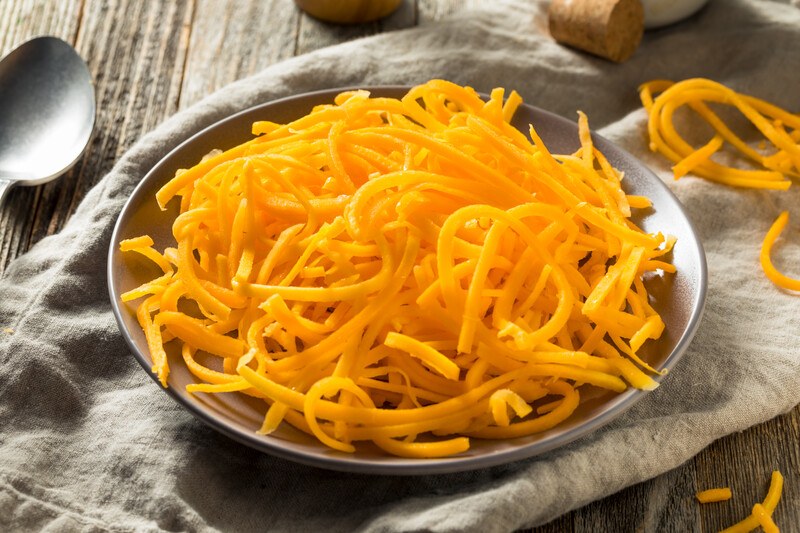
[{"xmin": 1, "ymin": 1, "xmax": 799, "ymax": 531}]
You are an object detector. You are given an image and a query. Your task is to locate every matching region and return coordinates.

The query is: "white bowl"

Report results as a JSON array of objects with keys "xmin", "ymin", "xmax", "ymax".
[{"xmin": 643, "ymin": 0, "xmax": 710, "ymax": 28}]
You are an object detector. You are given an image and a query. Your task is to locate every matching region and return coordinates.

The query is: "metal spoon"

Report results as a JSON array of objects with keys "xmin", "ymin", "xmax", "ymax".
[{"xmin": 0, "ymin": 37, "xmax": 95, "ymax": 207}]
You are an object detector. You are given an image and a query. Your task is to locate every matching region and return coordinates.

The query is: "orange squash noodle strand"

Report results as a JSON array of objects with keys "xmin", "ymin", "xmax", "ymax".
[
  {"xmin": 489, "ymin": 389, "xmax": 533, "ymax": 426},
  {"xmin": 373, "ymin": 435, "xmax": 470, "ymax": 458},
  {"xmin": 673, "ymin": 134, "xmax": 724, "ymax": 180},
  {"xmin": 695, "ymin": 487, "xmax": 732, "ymax": 503},
  {"xmin": 760, "ymin": 211, "xmax": 800, "ymax": 291},
  {"xmin": 120, "ymin": 80, "xmax": 675, "ymax": 458},
  {"xmin": 640, "ymin": 78, "xmax": 798, "ymax": 190},
  {"xmin": 720, "ymin": 470, "xmax": 784, "ymax": 533},
  {"xmin": 751, "ymin": 504, "xmax": 780, "ymax": 533}
]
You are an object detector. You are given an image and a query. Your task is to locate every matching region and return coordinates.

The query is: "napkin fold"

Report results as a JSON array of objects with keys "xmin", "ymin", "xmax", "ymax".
[{"xmin": 2, "ymin": 1, "xmax": 799, "ymax": 531}]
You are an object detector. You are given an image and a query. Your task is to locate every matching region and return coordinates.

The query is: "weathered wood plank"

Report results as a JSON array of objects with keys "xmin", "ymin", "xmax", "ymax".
[
  {"xmin": 52, "ymin": 0, "xmax": 192, "ymax": 231},
  {"xmin": 179, "ymin": 0, "xmax": 300, "ymax": 109},
  {"xmin": 295, "ymin": 12, "xmax": 379, "ymax": 56},
  {"xmin": 0, "ymin": 0, "xmax": 82, "ymax": 56},
  {"xmin": 0, "ymin": 186, "xmax": 40, "ymax": 274},
  {"xmin": 694, "ymin": 409, "xmax": 800, "ymax": 531},
  {"xmin": 568, "ymin": 463, "xmax": 700, "ymax": 532}
]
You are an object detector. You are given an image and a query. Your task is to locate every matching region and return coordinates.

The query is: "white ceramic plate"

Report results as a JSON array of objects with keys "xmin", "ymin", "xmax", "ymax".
[{"xmin": 108, "ymin": 87, "xmax": 707, "ymax": 475}]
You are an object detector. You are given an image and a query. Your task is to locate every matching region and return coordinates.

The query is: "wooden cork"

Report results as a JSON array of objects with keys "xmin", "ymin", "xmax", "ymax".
[{"xmin": 548, "ymin": 0, "xmax": 644, "ymax": 63}]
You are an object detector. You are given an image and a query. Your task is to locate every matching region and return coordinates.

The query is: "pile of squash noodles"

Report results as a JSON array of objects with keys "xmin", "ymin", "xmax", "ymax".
[{"xmin": 121, "ymin": 80, "xmax": 674, "ymax": 458}]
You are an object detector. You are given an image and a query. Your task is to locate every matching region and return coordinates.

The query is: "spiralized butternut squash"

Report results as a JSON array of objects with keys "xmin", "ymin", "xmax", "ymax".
[
  {"xmin": 640, "ymin": 78, "xmax": 800, "ymax": 190},
  {"xmin": 120, "ymin": 80, "xmax": 674, "ymax": 458},
  {"xmin": 641, "ymin": 78, "xmax": 800, "ymax": 292},
  {"xmin": 761, "ymin": 211, "xmax": 800, "ymax": 292}
]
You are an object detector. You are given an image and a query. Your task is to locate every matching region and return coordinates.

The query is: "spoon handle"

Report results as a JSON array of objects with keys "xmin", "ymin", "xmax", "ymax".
[{"xmin": 0, "ymin": 178, "xmax": 13, "ymax": 209}]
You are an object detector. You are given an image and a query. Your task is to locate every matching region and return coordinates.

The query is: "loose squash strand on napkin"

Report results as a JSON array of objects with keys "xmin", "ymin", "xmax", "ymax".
[
  {"xmin": 641, "ymin": 78, "xmax": 800, "ymax": 291},
  {"xmin": 120, "ymin": 80, "xmax": 673, "ymax": 458},
  {"xmin": 640, "ymin": 78, "xmax": 800, "ymax": 190}
]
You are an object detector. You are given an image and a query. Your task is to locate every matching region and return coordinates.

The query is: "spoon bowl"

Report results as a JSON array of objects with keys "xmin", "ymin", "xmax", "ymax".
[{"xmin": 0, "ymin": 36, "xmax": 95, "ymax": 205}]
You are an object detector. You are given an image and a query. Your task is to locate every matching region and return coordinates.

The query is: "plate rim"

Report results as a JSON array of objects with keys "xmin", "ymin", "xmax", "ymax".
[{"xmin": 107, "ymin": 85, "xmax": 708, "ymax": 475}]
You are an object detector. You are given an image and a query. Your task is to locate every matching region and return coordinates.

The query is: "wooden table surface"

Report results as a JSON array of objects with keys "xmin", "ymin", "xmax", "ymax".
[{"xmin": 1, "ymin": 1, "xmax": 797, "ymax": 531}]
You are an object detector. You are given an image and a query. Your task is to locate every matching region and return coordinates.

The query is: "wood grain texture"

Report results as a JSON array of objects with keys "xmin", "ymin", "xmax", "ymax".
[
  {"xmin": 694, "ymin": 410, "xmax": 800, "ymax": 531},
  {"xmin": 180, "ymin": 0, "xmax": 299, "ymax": 109},
  {"xmin": 296, "ymin": 12, "xmax": 378, "ymax": 55},
  {"xmin": 0, "ymin": 0, "xmax": 82, "ymax": 55},
  {"xmin": 570, "ymin": 463, "xmax": 701, "ymax": 532},
  {"xmin": 1, "ymin": 1, "xmax": 798, "ymax": 530}
]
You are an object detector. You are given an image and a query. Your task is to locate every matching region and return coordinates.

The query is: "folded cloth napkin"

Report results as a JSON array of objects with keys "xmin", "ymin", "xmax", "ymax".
[{"xmin": 2, "ymin": 0, "xmax": 799, "ymax": 531}]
